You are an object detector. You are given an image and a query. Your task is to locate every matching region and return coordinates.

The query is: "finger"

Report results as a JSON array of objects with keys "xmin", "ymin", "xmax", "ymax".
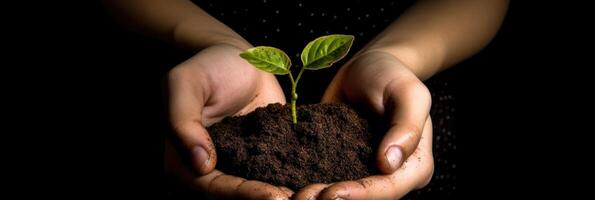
[
  {"xmin": 167, "ymin": 138, "xmax": 292, "ymax": 200},
  {"xmin": 317, "ymin": 176, "xmax": 418, "ymax": 200},
  {"xmin": 165, "ymin": 138, "xmax": 206, "ymax": 186},
  {"xmin": 413, "ymin": 116, "xmax": 434, "ymax": 189},
  {"xmin": 168, "ymin": 67, "xmax": 217, "ymax": 175},
  {"xmin": 279, "ymin": 186, "xmax": 295, "ymax": 199},
  {"xmin": 292, "ymin": 183, "xmax": 329, "ymax": 200},
  {"xmin": 195, "ymin": 172, "xmax": 292, "ymax": 200},
  {"xmin": 377, "ymin": 79, "xmax": 431, "ymax": 173},
  {"xmin": 321, "ymin": 88, "xmax": 346, "ymax": 103},
  {"xmin": 321, "ymin": 77, "xmax": 347, "ymax": 104},
  {"xmin": 205, "ymin": 174, "xmax": 247, "ymax": 199},
  {"xmin": 321, "ymin": 60, "xmax": 356, "ymax": 104},
  {"xmin": 317, "ymin": 176, "xmax": 403, "ymax": 200},
  {"xmin": 319, "ymin": 117, "xmax": 434, "ymax": 200},
  {"xmin": 235, "ymin": 180, "xmax": 291, "ymax": 200}
]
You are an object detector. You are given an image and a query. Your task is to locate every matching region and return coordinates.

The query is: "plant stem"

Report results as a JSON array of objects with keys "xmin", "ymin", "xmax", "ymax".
[
  {"xmin": 291, "ymin": 86, "xmax": 297, "ymax": 124},
  {"xmin": 288, "ymin": 67, "xmax": 305, "ymax": 124},
  {"xmin": 295, "ymin": 66, "xmax": 305, "ymax": 85}
]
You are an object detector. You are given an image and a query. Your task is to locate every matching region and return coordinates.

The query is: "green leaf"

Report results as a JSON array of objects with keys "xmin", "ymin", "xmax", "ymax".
[
  {"xmin": 240, "ymin": 46, "xmax": 291, "ymax": 74},
  {"xmin": 300, "ymin": 34, "xmax": 354, "ymax": 70}
]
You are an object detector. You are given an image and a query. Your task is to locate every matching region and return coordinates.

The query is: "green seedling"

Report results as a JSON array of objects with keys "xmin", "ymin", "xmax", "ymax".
[{"xmin": 240, "ymin": 34, "xmax": 354, "ymax": 124}]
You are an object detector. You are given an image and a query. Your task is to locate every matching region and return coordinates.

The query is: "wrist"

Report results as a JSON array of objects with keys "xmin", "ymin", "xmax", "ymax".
[
  {"xmin": 361, "ymin": 43, "xmax": 444, "ymax": 81},
  {"xmin": 173, "ymin": 19, "xmax": 252, "ymax": 52},
  {"xmin": 362, "ymin": 46, "xmax": 428, "ymax": 81},
  {"xmin": 209, "ymin": 36, "xmax": 252, "ymax": 50}
]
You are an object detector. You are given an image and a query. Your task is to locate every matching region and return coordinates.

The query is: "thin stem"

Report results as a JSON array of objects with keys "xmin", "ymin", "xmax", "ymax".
[
  {"xmin": 288, "ymin": 70, "xmax": 295, "ymax": 85},
  {"xmin": 288, "ymin": 72, "xmax": 297, "ymax": 124},
  {"xmin": 294, "ymin": 67, "xmax": 306, "ymax": 85}
]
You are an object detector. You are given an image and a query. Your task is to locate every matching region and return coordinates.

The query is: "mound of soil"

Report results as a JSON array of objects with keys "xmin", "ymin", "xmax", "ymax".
[{"xmin": 208, "ymin": 103, "xmax": 384, "ymax": 190}]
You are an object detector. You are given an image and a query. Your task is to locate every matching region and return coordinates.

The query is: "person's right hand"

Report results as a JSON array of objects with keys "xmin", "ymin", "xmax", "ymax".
[{"xmin": 166, "ymin": 43, "xmax": 293, "ymax": 199}]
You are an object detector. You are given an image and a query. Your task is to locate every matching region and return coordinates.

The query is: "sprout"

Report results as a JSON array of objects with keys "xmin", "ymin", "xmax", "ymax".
[{"xmin": 240, "ymin": 34, "xmax": 354, "ymax": 124}]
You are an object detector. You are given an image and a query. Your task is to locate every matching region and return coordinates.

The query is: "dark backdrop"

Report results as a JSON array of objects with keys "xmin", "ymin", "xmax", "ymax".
[{"xmin": 5, "ymin": 0, "xmax": 585, "ymax": 199}]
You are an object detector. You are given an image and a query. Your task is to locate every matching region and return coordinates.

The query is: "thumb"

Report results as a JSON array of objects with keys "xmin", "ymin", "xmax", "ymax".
[
  {"xmin": 377, "ymin": 79, "xmax": 431, "ymax": 174},
  {"xmin": 172, "ymin": 122, "xmax": 217, "ymax": 175},
  {"xmin": 168, "ymin": 68, "xmax": 217, "ymax": 175}
]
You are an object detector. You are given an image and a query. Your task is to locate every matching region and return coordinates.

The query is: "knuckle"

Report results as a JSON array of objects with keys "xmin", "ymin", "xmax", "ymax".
[
  {"xmin": 263, "ymin": 191, "xmax": 287, "ymax": 200},
  {"xmin": 401, "ymin": 124, "xmax": 422, "ymax": 142}
]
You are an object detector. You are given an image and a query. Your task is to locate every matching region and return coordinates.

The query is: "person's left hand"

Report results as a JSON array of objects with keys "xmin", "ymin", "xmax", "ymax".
[{"xmin": 294, "ymin": 51, "xmax": 434, "ymax": 200}]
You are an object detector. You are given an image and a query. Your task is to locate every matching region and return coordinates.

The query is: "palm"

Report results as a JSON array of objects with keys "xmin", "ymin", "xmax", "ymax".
[
  {"xmin": 173, "ymin": 44, "xmax": 286, "ymax": 126},
  {"xmin": 294, "ymin": 52, "xmax": 434, "ymax": 200}
]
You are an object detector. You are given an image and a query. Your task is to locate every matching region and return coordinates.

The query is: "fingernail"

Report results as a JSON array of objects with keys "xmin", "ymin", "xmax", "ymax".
[
  {"xmin": 192, "ymin": 145, "xmax": 209, "ymax": 171},
  {"xmin": 385, "ymin": 145, "xmax": 403, "ymax": 170}
]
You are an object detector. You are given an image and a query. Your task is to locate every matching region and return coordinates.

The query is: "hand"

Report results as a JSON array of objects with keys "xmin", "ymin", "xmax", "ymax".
[
  {"xmin": 166, "ymin": 43, "xmax": 293, "ymax": 199},
  {"xmin": 294, "ymin": 51, "xmax": 434, "ymax": 199}
]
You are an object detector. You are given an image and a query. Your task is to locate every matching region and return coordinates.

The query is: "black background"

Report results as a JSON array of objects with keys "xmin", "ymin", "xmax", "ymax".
[{"xmin": 4, "ymin": 0, "xmax": 587, "ymax": 198}]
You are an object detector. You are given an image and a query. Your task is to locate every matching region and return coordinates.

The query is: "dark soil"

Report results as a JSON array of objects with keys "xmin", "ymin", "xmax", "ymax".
[{"xmin": 208, "ymin": 103, "xmax": 385, "ymax": 191}]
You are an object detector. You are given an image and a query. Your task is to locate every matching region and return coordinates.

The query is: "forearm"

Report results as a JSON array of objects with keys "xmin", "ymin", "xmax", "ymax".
[
  {"xmin": 362, "ymin": 0, "xmax": 509, "ymax": 80},
  {"xmin": 103, "ymin": 0, "xmax": 251, "ymax": 51}
]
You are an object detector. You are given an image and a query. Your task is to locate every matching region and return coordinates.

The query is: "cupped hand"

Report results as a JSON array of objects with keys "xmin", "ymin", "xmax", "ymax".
[
  {"xmin": 294, "ymin": 51, "xmax": 434, "ymax": 200},
  {"xmin": 166, "ymin": 43, "xmax": 293, "ymax": 199}
]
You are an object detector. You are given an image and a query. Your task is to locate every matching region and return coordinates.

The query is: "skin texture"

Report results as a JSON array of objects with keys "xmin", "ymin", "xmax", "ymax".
[
  {"xmin": 105, "ymin": 0, "xmax": 293, "ymax": 198},
  {"xmin": 294, "ymin": 1, "xmax": 508, "ymax": 198},
  {"xmin": 167, "ymin": 44, "xmax": 291, "ymax": 199},
  {"xmin": 294, "ymin": 51, "xmax": 433, "ymax": 200},
  {"xmin": 104, "ymin": 0, "xmax": 509, "ymax": 199}
]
